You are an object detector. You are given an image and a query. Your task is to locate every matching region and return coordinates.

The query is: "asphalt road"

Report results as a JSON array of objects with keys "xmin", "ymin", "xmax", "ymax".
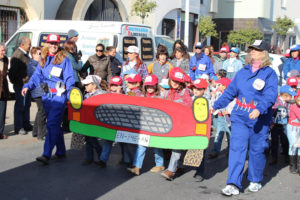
[{"xmin": 0, "ymin": 100, "xmax": 299, "ymax": 200}]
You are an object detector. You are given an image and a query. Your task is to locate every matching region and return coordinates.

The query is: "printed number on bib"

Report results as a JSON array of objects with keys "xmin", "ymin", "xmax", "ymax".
[
  {"xmin": 253, "ymin": 79, "xmax": 265, "ymax": 90},
  {"xmin": 50, "ymin": 67, "xmax": 62, "ymax": 77},
  {"xmin": 198, "ymin": 64, "xmax": 206, "ymax": 71},
  {"xmin": 227, "ymin": 66, "xmax": 234, "ymax": 73}
]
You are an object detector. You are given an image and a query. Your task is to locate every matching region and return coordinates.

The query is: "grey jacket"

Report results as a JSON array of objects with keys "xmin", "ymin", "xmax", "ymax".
[{"xmin": 170, "ymin": 58, "xmax": 190, "ymax": 74}]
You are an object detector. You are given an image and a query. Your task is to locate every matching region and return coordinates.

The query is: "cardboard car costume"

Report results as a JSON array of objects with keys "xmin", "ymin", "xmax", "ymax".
[{"xmin": 68, "ymin": 88, "xmax": 211, "ymax": 150}]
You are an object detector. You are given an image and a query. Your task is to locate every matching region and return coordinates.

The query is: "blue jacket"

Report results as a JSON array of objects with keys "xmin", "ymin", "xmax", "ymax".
[
  {"xmin": 67, "ymin": 53, "xmax": 82, "ymax": 83},
  {"xmin": 27, "ymin": 59, "xmax": 43, "ymax": 98},
  {"xmin": 189, "ymin": 53, "xmax": 214, "ymax": 80},
  {"xmin": 24, "ymin": 55, "xmax": 75, "ymax": 99},
  {"xmin": 213, "ymin": 64, "xmax": 278, "ymax": 128},
  {"xmin": 222, "ymin": 58, "xmax": 243, "ymax": 80},
  {"xmin": 283, "ymin": 58, "xmax": 300, "ymax": 79}
]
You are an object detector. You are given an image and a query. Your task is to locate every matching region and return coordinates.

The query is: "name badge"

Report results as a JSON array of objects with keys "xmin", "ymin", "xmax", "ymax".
[
  {"xmin": 50, "ymin": 66, "xmax": 62, "ymax": 77},
  {"xmin": 227, "ymin": 66, "xmax": 234, "ymax": 73},
  {"xmin": 198, "ymin": 64, "xmax": 206, "ymax": 71},
  {"xmin": 253, "ymin": 78, "xmax": 265, "ymax": 90}
]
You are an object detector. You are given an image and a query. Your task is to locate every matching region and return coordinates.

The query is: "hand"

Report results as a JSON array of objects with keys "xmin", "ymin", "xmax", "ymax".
[
  {"xmin": 222, "ymin": 110, "xmax": 229, "ymax": 115},
  {"xmin": 249, "ymin": 109, "xmax": 260, "ymax": 119},
  {"xmin": 118, "ymin": 65, "xmax": 122, "ymax": 69},
  {"xmin": 210, "ymin": 107, "xmax": 215, "ymax": 114},
  {"xmin": 21, "ymin": 88, "xmax": 28, "ymax": 96}
]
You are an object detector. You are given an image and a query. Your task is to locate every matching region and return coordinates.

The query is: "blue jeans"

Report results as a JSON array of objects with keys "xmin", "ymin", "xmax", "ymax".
[
  {"xmin": 100, "ymin": 140, "xmax": 113, "ymax": 162},
  {"xmin": 120, "ymin": 143, "xmax": 133, "ymax": 163},
  {"xmin": 167, "ymin": 150, "xmax": 182, "ymax": 172},
  {"xmin": 133, "ymin": 145, "xmax": 164, "ymax": 168},
  {"xmin": 13, "ymin": 85, "xmax": 31, "ymax": 131},
  {"xmin": 287, "ymin": 124, "xmax": 300, "ymax": 155},
  {"xmin": 85, "ymin": 136, "xmax": 102, "ymax": 161},
  {"xmin": 212, "ymin": 115, "xmax": 230, "ymax": 154}
]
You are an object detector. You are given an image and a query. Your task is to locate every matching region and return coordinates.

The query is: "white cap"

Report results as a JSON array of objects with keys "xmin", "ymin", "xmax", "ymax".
[
  {"xmin": 159, "ymin": 78, "xmax": 170, "ymax": 89},
  {"xmin": 200, "ymin": 74, "xmax": 209, "ymax": 81},
  {"xmin": 82, "ymin": 75, "xmax": 101, "ymax": 88},
  {"xmin": 127, "ymin": 46, "xmax": 139, "ymax": 54}
]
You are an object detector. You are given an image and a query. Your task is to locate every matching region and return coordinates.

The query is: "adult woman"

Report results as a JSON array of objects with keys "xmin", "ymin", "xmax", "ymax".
[
  {"xmin": 27, "ymin": 47, "xmax": 46, "ymax": 140},
  {"xmin": 170, "ymin": 40, "xmax": 190, "ymax": 60},
  {"xmin": 120, "ymin": 45, "xmax": 148, "ymax": 80},
  {"xmin": 283, "ymin": 45, "xmax": 300, "ymax": 79},
  {"xmin": 148, "ymin": 45, "xmax": 173, "ymax": 82},
  {"xmin": 203, "ymin": 45, "xmax": 215, "ymax": 65},
  {"xmin": 107, "ymin": 46, "xmax": 122, "ymax": 77},
  {"xmin": 0, "ymin": 43, "xmax": 9, "ymax": 139},
  {"xmin": 81, "ymin": 43, "xmax": 112, "ymax": 81},
  {"xmin": 170, "ymin": 47, "xmax": 189, "ymax": 74},
  {"xmin": 22, "ymin": 34, "xmax": 75, "ymax": 165},
  {"xmin": 212, "ymin": 40, "xmax": 278, "ymax": 196},
  {"xmin": 222, "ymin": 47, "xmax": 243, "ymax": 80}
]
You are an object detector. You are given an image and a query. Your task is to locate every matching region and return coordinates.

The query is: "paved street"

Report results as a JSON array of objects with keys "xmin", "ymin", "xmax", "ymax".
[{"xmin": 0, "ymin": 100, "xmax": 299, "ymax": 200}]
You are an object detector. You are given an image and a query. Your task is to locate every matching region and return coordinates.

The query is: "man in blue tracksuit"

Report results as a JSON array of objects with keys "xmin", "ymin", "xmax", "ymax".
[
  {"xmin": 22, "ymin": 34, "xmax": 75, "ymax": 165},
  {"xmin": 283, "ymin": 44, "xmax": 300, "ymax": 79},
  {"xmin": 189, "ymin": 42, "xmax": 214, "ymax": 80},
  {"xmin": 213, "ymin": 40, "xmax": 278, "ymax": 196}
]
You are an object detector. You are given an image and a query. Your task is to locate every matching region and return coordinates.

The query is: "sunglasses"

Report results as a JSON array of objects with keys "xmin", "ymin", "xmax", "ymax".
[
  {"xmin": 36, "ymin": 52, "xmax": 41, "ymax": 55},
  {"xmin": 195, "ymin": 47, "xmax": 202, "ymax": 49},
  {"xmin": 96, "ymin": 49, "xmax": 104, "ymax": 52}
]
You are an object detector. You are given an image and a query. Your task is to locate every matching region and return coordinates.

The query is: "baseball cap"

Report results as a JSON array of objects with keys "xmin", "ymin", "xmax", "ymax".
[
  {"xmin": 195, "ymin": 42, "xmax": 203, "ymax": 49},
  {"xmin": 144, "ymin": 74, "xmax": 158, "ymax": 86},
  {"xmin": 280, "ymin": 85, "xmax": 297, "ymax": 96},
  {"xmin": 219, "ymin": 47, "xmax": 228, "ymax": 53},
  {"xmin": 68, "ymin": 29, "xmax": 79, "ymax": 39},
  {"xmin": 46, "ymin": 34, "xmax": 60, "ymax": 43},
  {"xmin": 200, "ymin": 73, "xmax": 209, "ymax": 81},
  {"xmin": 184, "ymin": 75, "xmax": 192, "ymax": 83},
  {"xmin": 109, "ymin": 76, "xmax": 122, "ymax": 86},
  {"xmin": 126, "ymin": 74, "xmax": 142, "ymax": 83},
  {"xmin": 159, "ymin": 78, "xmax": 170, "ymax": 89},
  {"xmin": 230, "ymin": 47, "xmax": 239, "ymax": 54},
  {"xmin": 290, "ymin": 44, "xmax": 300, "ymax": 52},
  {"xmin": 127, "ymin": 46, "xmax": 139, "ymax": 54},
  {"xmin": 82, "ymin": 75, "xmax": 101, "ymax": 87},
  {"xmin": 169, "ymin": 67, "xmax": 185, "ymax": 83},
  {"xmin": 287, "ymin": 77, "xmax": 298, "ymax": 87},
  {"xmin": 193, "ymin": 78, "xmax": 208, "ymax": 89},
  {"xmin": 216, "ymin": 77, "xmax": 231, "ymax": 87},
  {"xmin": 248, "ymin": 40, "xmax": 269, "ymax": 51},
  {"xmin": 209, "ymin": 75, "xmax": 218, "ymax": 82}
]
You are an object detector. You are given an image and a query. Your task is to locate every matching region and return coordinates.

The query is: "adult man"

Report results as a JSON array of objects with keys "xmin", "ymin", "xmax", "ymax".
[
  {"xmin": 67, "ymin": 29, "xmax": 81, "ymax": 61},
  {"xmin": 8, "ymin": 37, "xmax": 32, "ymax": 135}
]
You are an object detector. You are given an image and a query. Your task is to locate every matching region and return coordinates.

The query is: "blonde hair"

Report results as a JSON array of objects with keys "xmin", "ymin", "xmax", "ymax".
[
  {"xmin": 247, "ymin": 50, "xmax": 272, "ymax": 67},
  {"xmin": 40, "ymin": 46, "xmax": 68, "ymax": 67}
]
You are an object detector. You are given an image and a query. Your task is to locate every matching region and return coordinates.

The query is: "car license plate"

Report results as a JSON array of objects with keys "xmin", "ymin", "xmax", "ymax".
[{"xmin": 115, "ymin": 131, "xmax": 150, "ymax": 146}]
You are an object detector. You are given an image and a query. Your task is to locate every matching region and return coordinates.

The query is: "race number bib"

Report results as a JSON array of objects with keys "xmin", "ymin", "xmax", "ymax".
[
  {"xmin": 50, "ymin": 67, "xmax": 62, "ymax": 77},
  {"xmin": 198, "ymin": 64, "xmax": 206, "ymax": 71},
  {"xmin": 227, "ymin": 66, "xmax": 234, "ymax": 73},
  {"xmin": 253, "ymin": 78, "xmax": 265, "ymax": 90}
]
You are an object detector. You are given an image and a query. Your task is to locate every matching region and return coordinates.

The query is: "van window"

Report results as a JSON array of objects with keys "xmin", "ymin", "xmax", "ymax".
[
  {"xmin": 141, "ymin": 38, "xmax": 154, "ymax": 61},
  {"xmin": 155, "ymin": 36, "xmax": 174, "ymax": 56},
  {"xmin": 39, "ymin": 33, "xmax": 68, "ymax": 48},
  {"xmin": 6, "ymin": 32, "xmax": 32, "ymax": 57},
  {"xmin": 123, "ymin": 37, "xmax": 137, "ymax": 60}
]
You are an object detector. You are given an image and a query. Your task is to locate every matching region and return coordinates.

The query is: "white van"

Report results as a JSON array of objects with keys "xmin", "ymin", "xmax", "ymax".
[{"xmin": 5, "ymin": 20, "xmax": 156, "ymax": 92}]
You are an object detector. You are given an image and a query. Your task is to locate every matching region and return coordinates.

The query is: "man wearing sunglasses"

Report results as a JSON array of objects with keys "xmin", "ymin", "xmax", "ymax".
[{"xmin": 81, "ymin": 43, "xmax": 112, "ymax": 81}]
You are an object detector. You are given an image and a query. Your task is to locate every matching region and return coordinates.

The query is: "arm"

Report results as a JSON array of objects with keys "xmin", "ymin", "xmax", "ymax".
[
  {"xmin": 23, "ymin": 63, "xmax": 43, "ymax": 91},
  {"xmin": 80, "ymin": 60, "xmax": 93, "ymax": 78},
  {"xmin": 207, "ymin": 58, "xmax": 215, "ymax": 77},
  {"xmin": 107, "ymin": 59, "xmax": 113, "ymax": 81},
  {"xmin": 62, "ymin": 58, "xmax": 75, "ymax": 98},
  {"xmin": 283, "ymin": 59, "xmax": 290, "ymax": 80},
  {"xmin": 189, "ymin": 56, "xmax": 196, "ymax": 80},
  {"xmin": 68, "ymin": 54, "xmax": 82, "ymax": 72}
]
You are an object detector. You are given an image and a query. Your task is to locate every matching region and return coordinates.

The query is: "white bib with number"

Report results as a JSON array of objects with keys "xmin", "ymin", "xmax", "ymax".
[
  {"xmin": 50, "ymin": 67, "xmax": 62, "ymax": 77},
  {"xmin": 253, "ymin": 78, "xmax": 265, "ymax": 90},
  {"xmin": 198, "ymin": 64, "xmax": 206, "ymax": 71},
  {"xmin": 227, "ymin": 66, "xmax": 234, "ymax": 73}
]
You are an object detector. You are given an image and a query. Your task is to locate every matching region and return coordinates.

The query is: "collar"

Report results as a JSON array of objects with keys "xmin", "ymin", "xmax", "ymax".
[
  {"xmin": 146, "ymin": 92, "xmax": 155, "ymax": 97},
  {"xmin": 48, "ymin": 52, "xmax": 55, "ymax": 56},
  {"xmin": 18, "ymin": 47, "xmax": 28, "ymax": 55}
]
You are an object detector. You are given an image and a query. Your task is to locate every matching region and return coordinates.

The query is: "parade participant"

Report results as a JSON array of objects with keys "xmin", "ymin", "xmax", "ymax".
[
  {"xmin": 8, "ymin": 37, "xmax": 32, "ymax": 135},
  {"xmin": 203, "ymin": 45, "xmax": 215, "ymax": 65},
  {"xmin": 125, "ymin": 73, "xmax": 143, "ymax": 96},
  {"xmin": 222, "ymin": 47, "xmax": 243, "ymax": 80},
  {"xmin": 161, "ymin": 67, "xmax": 193, "ymax": 181},
  {"xmin": 81, "ymin": 75, "xmax": 106, "ymax": 166},
  {"xmin": 120, "ymin": 46, "xmax": 148, "ymax": 80},
  {"xmin": 212, "ymin": 40, "xmax": 278, "ymax": 196},
  {"xmin": 107, "ymin": 46, "xmax": 122, "ymax": 77},
  {"xmin": 269, "ymin": 85, "xmax": 295, "ymax": 165},
  {"xmin": 216, "ymin": 69, "xmax": 227, "ymax": 79},
  {"xmin": 158, "ymin": 78, "xmax": 170, "ymax": 93},
  {"xmin": 170, "ymin": 47, "xmax": 189, "ymax": 74},
  {"xmin": 22, "ymin": 34, "xmax": 75, "ymax": 165},
  {"xmin": 287, "ymin": 90, "xmax": 300, "ymax": 174},
  {"xmin": 128, "ymin": 74, "xmax": 165, "ymax": 175},
  {"xmin": 283, "ymin": 45, "xmax": 300, "ymax": 80},
  {"xmin": 219, "ymin": 47, "xmax": 228, "ymax": 63},
  {"xmin": 108, "ymin": 76, "xmax": 123, "ymax": 93},
  {"xmin": 287, "ymin": 76, "xmax": 298, "ymax": 92},
  {"xmin": 148, "ymin": 45, "xmax": 173, "ymax": 81},
  {"xmin": 170, "ymin": 40, "xmax": 190, "ymax": 60},
  {"xmin": 189, "ymin": 42, "xmax": 214, "ymax": 80},
  {"xmin": 0, "ymin": 43, "xmax": 9, "ymax": 139},
  {"xmin": 209, "ymin": 78, "xmax": 232, "ymax": 159},
  {"xmin": 27, "ymin": 47, "xmax": 46, "ymax": 140}
]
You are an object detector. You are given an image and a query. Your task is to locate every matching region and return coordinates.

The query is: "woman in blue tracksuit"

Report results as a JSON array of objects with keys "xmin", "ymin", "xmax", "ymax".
[
  {"xmin": 22, "ymin": 34, "xmax": 75, "ymax": 165},
  {"xmin": 283, "ymin": 44, "xmax": 300, "ymax": 79},
  {"xmin": 189, "ymin": 42, "xmax": 214, "ymax": 80},
  {"xmin": 222, "ymin": 47, "xmax": 243, "ymax": 80},
  {"xmin": 213, "ymin": 40, "xmax": 278, "ymax": 196}
]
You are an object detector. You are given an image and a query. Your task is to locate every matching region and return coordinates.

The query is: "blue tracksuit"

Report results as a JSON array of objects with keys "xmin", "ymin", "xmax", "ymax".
[
  {"xmin": 283, "ymin": 58, "xmax": 300, "ymax": 79},
  {"xmin": 189, "ymin": 53, "xmax": 214, "ymax": 80},
  {"xmin": 24, "ymin": 55, "xmax": 75, "ymax": 158},
  {"xmin": 213, "ymin": 64, "xmax": 278, "ymax": 189}
]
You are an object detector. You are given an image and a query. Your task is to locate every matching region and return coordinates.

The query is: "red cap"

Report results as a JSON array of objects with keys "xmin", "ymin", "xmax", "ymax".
[
  {"xmin": 216, "ymin": 77, "xmax": 231, "ymax": 87},
  {"xmin": 184, "ymin": 75, "xmax": 192, "ymax": 83},
  {"xmin": 46, "ymin": 34, "xmax": 60, "ymax": 43},
  {"xmin": 219, "ymin": 47, "xmax": 228, "ymax": 53},
  {"xmin": 144, "ymin": 74, "xmax": 158, "ymax": 86},
  {"xmin": 192, "ymin": 78, "xmax": 208, "ymax": 89},
  {"xmin": 287, "ymin": 77, "xmax": 298, "ymax": 87},
  {"xmin": 126, "ymin": 74, "xmax": 142, "ymax": 83},
  {"xmin": 170, "ymin": 67, "xmax": 185, "ymax": 83},
  {"xmin": 109, "ymin": 76, "xmax": 122, "ymax": 86}
]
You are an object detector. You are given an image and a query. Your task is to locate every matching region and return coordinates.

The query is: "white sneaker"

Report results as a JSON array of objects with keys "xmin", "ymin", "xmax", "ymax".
[
  {"xmin": 221, "ymin": 185, "xmax": 240, "ymax": 196},
  {"xmin": 248, "ymin": 182, "xmax": 262, "ymax": 192}
]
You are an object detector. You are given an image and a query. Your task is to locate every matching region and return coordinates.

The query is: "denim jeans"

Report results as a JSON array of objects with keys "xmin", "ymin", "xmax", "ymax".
[
  {"xmin": 167, "ymin": 150, "xmax": 182, "ymax": 172},
  {"xmin": 133, "ymin": 145, "xmax": 164, "ymax": 168},
  {"xmin": 13, "ymin": 85, "xmax": 31, "ymax": 131},
  {"xmin": 212, "ymin": 115, "xmax": 231, "ymax": 154},
  {"xmin": 100, "ymin": 140, "xmax": 113, "ymax": 162},
  {"xmin": 85, "ymin": 136, "xmax": 102, "ymax": 161},
  {"xmin": 287, "ymin": 124, "xmax": 300, "ymax": 155},
  {"xmin": 0, "ymin": 100, "xmax": 6, "ymax": 135},
  {"xmin": 120, "ymin": 143, "xmax": 133, "ymax": 163}
]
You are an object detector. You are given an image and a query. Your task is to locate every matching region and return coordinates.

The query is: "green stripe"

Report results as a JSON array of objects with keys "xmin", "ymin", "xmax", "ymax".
[{"xmin": 70, "ymin": 120, "xmax": 209, "ymax": 150}]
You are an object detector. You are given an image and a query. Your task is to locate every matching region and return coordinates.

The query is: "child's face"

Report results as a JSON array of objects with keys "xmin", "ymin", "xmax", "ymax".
[
  {"xmin": 110, "ymin": 84, "xmax": 121, "ymax": 93},
  {"xmin": 217, "ymin": 84, "xmax": 226, "ymax": 92},
  {"xmin": 280, "ymin": 93, "xmax": 292, "ymax": 102},
  {"xmin": 127, "ymin": 82, "xmax": 139, "ymax": 89},
  {"xmin": 216, "ymin": 75, "xmax": 221, "ymax": 80},
  {"xmin": 210, "ymin": 80, "xmax": 216, "ymax": 87},
  {"xmin": 193, "ymin": 87, "xmax": 205, "ymax": 97},
  {"xmin": 159, "ymin": 54, "xmax": 167, "ymax": 63},
  {"xmin": 159, "ymin": 86, "xmax": 166, "ymax": 93},
  {"xmin": 146, "ymin": 85, "xmax": 156, "ymax": 94},
  {"xmin": 85, "ymin": 83, "xmax": 97, "ymax": 93},
  {"xmin": 170, "ymin": 80, "xmax": 180, "ymax": 89}
]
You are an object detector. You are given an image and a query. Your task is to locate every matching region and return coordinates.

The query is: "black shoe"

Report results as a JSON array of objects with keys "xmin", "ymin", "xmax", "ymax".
[
  {"xmin": 81, "ymin": 159, "xmax": 93, "ymax": 166},
  {"xmin": 24, "ymin": 125, "xmax": 33, "ymax": 132},
  {"xmin": 17, "ymin": 128, "xmax": 27, "ymax": 135},
  {"xmin": 52, "ymin": 154, "xmax": 66, "ymax": 160},
  {"xmin": 289, "ymin": 156, "xmax": 297, "ymax": 174},
  {"xmin": 36, "ymin": 156, "xmax": 49, "ymax": 165},
  {"xmin": 194, "ymin": 174, "xmax": 204, "ymax": 182},
  {"xmin": 95, "ymin": 160, "xmax": 106, "ymax": 168},
  {"xmin": 0, "ymin": 134, "xmax": 7, "ymax": 139}
]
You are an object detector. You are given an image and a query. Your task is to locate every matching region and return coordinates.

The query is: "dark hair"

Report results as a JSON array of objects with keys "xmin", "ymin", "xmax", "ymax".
[
  {"xmin": 106, "ymin": 46, "xmax": 116, "ymax": 51},
  {"xmin": 156, "ymin": 45, "xmax": 169, "ymax": 60},
  {"xmin": 142, "ymin": 84, "xmax": 160, "ymax": 96},
  {"xmin": 30, "ymin": 46, "xmax": 41, "ymax": 57},
  {"xmin": 100, "ymin": 79, "xmax": 108, "ymax": 91},
  {"xmin": 175, "ymin": 47, "xmax": 184, "ymax": 53},
  {"xmin": 217, "ymin": 69, "xmax": 227, "ymax": 78},
  {"xmin": 64, "ymin": 41, "xmax": 75, "ymax": 53},
  {"xmin": 96, "ymin": 43, "xmax": 105, "ymax": 50},
  {"xmin": 170, "ymin": 40, "xmax": 190, "ymax": 60}
]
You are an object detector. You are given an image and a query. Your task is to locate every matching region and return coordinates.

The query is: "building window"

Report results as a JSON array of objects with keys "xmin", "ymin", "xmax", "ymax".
[
  {"xmin": 289, "ymin": 35, "xmax": 296, "ymax": 47},
  {"xmin": 281, "ymin": 0, "xmax": 287, "ymax": 8},
  {"xmin": 84, "ymin": 0, "xmax": 122, "ymax": 21},
  {"xmin": 200, "ymin": 0, "xmax": 204, "ymax": 4}
]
